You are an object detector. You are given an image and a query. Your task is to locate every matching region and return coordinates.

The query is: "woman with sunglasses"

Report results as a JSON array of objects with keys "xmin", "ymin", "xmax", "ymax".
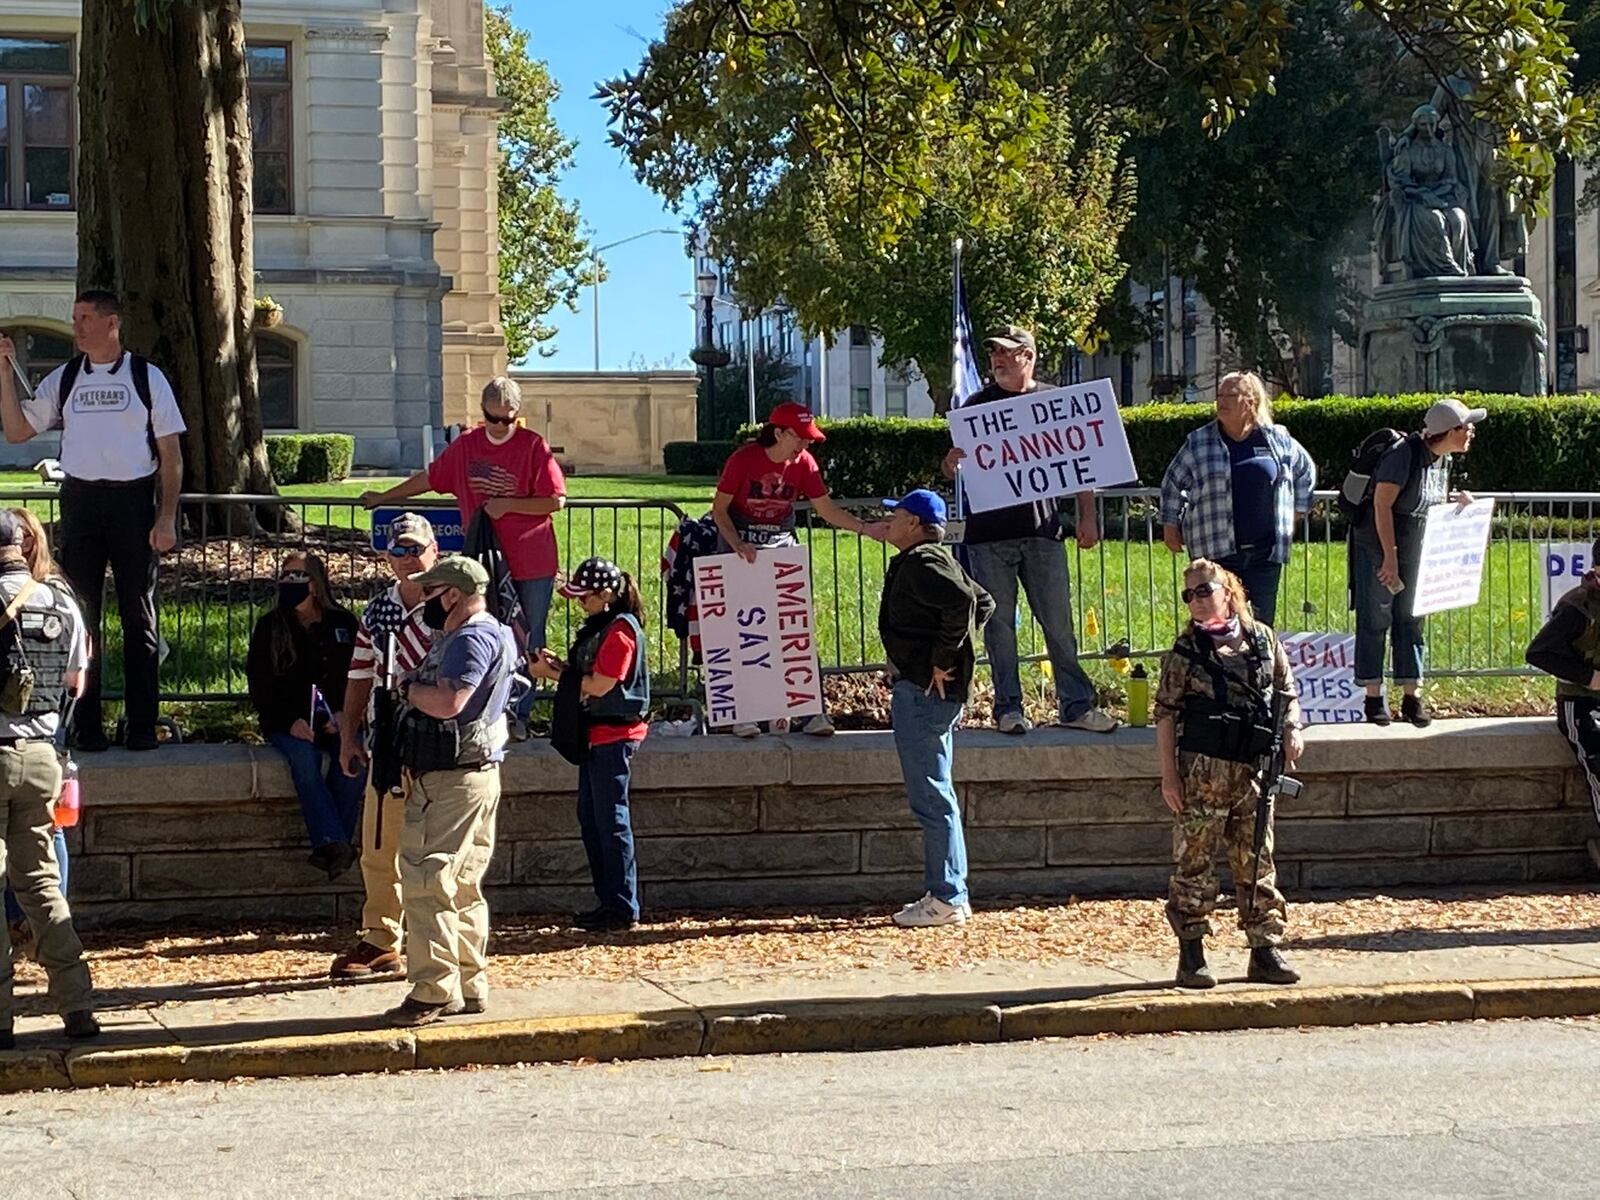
[
  {"xmin": 1154, "ymin": 558, "xmax": 1305, "ymax": 989},
  {"xmin": 361, "ymin": 377, "xmax": 565, "ymax": 660},
  {"xmin": 247, "ymin": 552, "xmax": 365, "ymax": 880}
]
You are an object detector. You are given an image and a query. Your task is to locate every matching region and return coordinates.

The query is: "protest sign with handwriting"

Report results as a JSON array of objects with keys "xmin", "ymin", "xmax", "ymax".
[
  {"xmin": 1412, "ymin": 498, "xmax": 1496, "ymax": 617},
  {"xmin": 948, "ymin": 379, "xmax": 1138, "ymax": 514},
  {"xmin": 692, "ymin": 547, "xmax": 824, "ymax": 728}
]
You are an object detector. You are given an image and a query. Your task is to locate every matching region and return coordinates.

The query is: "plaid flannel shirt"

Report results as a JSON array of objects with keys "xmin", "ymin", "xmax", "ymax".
[{"xmin": 1158, "ymin": 421, "xmax": 1316, "ymax": 564}]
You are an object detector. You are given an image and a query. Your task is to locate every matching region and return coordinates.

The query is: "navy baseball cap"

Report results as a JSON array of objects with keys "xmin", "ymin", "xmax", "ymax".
[
  {"xmin": 882, "ymin": 489, "xmax": 947, "ymax": 525},
  {"xmin": 560, "ymin": 556, "xmax": 625, "ymax": 598}
]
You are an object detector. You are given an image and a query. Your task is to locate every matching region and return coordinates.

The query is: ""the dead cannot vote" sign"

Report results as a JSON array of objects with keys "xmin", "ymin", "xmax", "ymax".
[
  {"xmin": 950, "ymin": 379, "xmax": 1138, "ymax": 514},
  {"xmin": 693, "ymin": 547, "xmax": 824, "ymax": 728}
]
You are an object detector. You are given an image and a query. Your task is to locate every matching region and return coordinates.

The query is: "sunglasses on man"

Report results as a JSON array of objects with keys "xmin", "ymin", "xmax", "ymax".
[
  {"xmin": 387, "ymin": 544, "xmax": 426, "ymax": 558},
  {"xmin": 1181, "ymin": 581, "xmax": 1220, "ymax": 604},
  {"xmin": 481, "ymin": 410, "xmax": 516, "ymax": 427}
]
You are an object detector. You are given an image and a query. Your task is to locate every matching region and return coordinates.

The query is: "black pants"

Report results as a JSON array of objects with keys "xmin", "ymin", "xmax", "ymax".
[
  {"xmin": 57, "ymin": 476, "xmax": 160, "ymax": 736},
  {"xmin": 1558, "ymin": 698, "xmax": 1600, "ymax": 828}
]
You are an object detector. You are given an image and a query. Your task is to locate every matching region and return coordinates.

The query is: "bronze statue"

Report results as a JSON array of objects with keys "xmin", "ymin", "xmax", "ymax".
[
  {"xmin": 1376, "ymin": 104, "xmax": 1472, "ymax": 280},
  {"xmin": 1430, "ymin": 71, "xmax": 1527, "ymax": 275}
]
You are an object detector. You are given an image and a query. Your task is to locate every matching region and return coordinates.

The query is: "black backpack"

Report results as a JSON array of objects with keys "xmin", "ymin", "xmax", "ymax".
[
  {"xmin": 57, "ymin": 353, "xmax": 158, "ymax": 459},
  {"xmin": 1336, "ymin": 428, "xmax": 1423, "ymax": 525}
]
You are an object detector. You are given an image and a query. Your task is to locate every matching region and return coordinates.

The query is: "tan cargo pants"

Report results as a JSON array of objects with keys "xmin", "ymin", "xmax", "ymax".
[
  {"xmin": 399, "ymin": 763, "xmax": 500, "ymax": 1007},
  {"xmin": 0, "ymin": 741, "xmax": 92, "ymax": 1024},
  {"xmin": 356, "ymin": 779, "xmax": 408, "ymax": 954}
]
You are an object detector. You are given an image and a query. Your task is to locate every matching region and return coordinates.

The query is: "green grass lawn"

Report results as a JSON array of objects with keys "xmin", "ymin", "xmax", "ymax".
[{"xmin": 0, "ymin": 470, "xmax": 1576, "ymax": 723}]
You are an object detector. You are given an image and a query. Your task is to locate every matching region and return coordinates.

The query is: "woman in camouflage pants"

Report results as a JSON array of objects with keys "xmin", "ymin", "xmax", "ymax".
[{"xmin": 1155, "ymin": 559, "xmax": 1306, "ymax": 989}]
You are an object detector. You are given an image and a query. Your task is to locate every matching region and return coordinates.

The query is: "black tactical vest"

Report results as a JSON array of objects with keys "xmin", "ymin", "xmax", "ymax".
[{"xmin": 0, "ymin": 568, "xmax": 74, "ymax": 717}]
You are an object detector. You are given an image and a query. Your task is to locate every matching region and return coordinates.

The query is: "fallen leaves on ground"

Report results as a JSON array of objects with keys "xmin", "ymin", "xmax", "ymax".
[{"xmin": 29, "ymin": 887, "xmax": 1600, "ymax": 997}]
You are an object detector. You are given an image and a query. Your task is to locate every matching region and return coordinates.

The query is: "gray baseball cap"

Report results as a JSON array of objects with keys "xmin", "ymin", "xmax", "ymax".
[
  {"xmin": 1422, "ymin": 398, "xmax": 1487, "ymax": 437},
  {"xmin": 983, "ymin": 325, "xmax": 1037, "ymax": 353}
]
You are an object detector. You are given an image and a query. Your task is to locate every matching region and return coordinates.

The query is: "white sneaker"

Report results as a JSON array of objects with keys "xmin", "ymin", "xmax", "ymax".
[
  {"xmin": 803, "ymin": 713, "xmax": 836, "ymax": 737},
  {"xmin": 731, "ymin": 722, "xmax": 761, "ymax": 739},
  {"xmin": 997, "ymin": 712, "xmax": 1032, "ymax": 735},
  {"xmin": 892, "ymin": 894, "xmax": 969, "ymax": 928},
  {"xmin": 1062, "ymin": 707, "xmax": 1118, "ymax": 734}
]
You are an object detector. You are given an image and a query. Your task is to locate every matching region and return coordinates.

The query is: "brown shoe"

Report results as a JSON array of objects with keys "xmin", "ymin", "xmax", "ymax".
[
  {"xmin": 385, "ymin": 996, "xmax": 452, "ymax": 1027},
  {"xmin": 7, "ymin": 919, "xmax": 35, "ymax": 964},
  {"xmin": 330, "ymin": 940, "xmax": 404, "ymax": 979}
]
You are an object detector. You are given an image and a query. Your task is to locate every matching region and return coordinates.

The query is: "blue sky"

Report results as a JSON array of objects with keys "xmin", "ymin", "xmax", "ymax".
[{"xmin": 513, "ymin": 0, "xmax": 692, "ymax": 372}]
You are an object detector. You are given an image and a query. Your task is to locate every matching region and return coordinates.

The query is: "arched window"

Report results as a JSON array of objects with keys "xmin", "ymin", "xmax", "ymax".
[
  {"xmin": 0, "ymin": 324, "xmax": 71, "ymax": 390},
  {"xmin": 257, "ymin": 334, "xmax": 297, "ymax": 429}
]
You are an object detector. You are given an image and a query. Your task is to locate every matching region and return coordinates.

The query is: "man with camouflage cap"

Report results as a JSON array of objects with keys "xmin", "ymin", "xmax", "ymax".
[{"xmin": 385, "ymin": 554, "xmax": 519, "ymax": 1025}]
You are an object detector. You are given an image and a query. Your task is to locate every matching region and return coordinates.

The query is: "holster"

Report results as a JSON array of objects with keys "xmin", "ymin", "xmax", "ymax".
[{"xmin": 396, "ymin": 708, "xmax": 461, "ymax": 775}]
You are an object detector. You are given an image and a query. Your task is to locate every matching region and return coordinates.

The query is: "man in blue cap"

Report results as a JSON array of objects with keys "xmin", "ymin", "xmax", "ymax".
[{"xmin": 877, "ymin": 489, "xmax": 995, "ymax": 927}]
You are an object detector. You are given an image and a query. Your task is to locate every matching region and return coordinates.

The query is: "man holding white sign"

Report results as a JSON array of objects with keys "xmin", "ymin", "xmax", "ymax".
[
  {"xmin": 940, "ymin": 326, "xmax": 1124, "ymax": 735},
  {"xmin": 1349, "ymin": 398, "xmax": 1482, "ymax": 728}
]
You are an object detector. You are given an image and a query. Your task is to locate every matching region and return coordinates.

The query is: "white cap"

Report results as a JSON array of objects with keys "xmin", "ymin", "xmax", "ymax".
[{"xmin": 1422, "ymin": 398, "xmax": 1487, "ymax": 437}]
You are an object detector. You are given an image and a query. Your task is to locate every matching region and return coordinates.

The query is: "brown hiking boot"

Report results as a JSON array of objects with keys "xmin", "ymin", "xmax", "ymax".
[{"xmin": 330, "ymin": 940, "xmax": 403, "ymax": 979}]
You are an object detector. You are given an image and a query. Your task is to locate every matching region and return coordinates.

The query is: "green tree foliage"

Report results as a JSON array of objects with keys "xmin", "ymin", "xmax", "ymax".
[
  {"xmin": 488, "ymin": 6, "xmax": 593, "ymax": 361},
  {"xmin": 702, "ymin": 354, "xmax": 798, "ymax": 441},
  {"xmin": 603, "ymin": 0, "xmax": 1591, "ymax": 391}
]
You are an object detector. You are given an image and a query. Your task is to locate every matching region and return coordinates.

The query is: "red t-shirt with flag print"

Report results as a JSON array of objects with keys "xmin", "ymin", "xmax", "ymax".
[{"xmin": 427, "ymin": 426, "xmax": 565, "ymax": 580}]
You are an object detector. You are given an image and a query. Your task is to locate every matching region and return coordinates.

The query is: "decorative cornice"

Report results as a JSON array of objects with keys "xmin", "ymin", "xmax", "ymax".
[{"xmin": 305, "ymin": 26, "xmax": 391, "ymax": 47}]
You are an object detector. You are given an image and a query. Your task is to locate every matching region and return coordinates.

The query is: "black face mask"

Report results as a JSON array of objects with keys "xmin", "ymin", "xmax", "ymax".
[
  {"xmin": 422, "ymin": 595, "xmax": 452, "ymax": 631},
  {"xmin": 278, "ymin": 581, "xmax": 311, "ymax": 609}
]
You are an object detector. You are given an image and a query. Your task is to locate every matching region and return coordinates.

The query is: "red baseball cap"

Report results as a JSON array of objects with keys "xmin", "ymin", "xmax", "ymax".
[{"xmin": 768, "ymin": 402, "xmax": 826, "ymax": 442}]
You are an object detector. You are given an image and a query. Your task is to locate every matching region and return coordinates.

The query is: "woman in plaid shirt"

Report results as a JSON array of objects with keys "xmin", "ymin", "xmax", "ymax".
[{"xmin": 1158, "ymin": 372, "xmax": 1316, "ymax": 626}]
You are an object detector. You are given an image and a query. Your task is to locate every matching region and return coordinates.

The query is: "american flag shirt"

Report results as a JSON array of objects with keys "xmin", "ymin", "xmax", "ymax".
[
  {"xmin": 1158, "ymin": 421, "xmax": 1317, "ymax": 564},
  {"xmin": 348, "ymin": 582, "xmax": 434, "ymax": 700}
]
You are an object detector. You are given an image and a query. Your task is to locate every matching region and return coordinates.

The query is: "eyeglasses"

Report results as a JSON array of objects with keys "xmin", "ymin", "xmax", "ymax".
[
  {"xmin": 481, "ymin": 410, "xmax": 516, "ymax": 426},
  {"xmin": 387, "ymin": 544, "xmax": 426, "ymax": 558},
  {"xmin": 1181, "ymin": 581, "xmax": 1220, "ymax": 603}
]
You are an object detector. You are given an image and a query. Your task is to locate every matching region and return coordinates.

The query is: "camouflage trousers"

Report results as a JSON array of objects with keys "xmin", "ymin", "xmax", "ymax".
[{"xmin": 1165, "ymin": 754, "xmax": 1287, "ymax": 947}]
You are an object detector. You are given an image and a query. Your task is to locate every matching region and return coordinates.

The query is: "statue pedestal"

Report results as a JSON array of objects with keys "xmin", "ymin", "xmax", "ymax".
[{"xmin": 1360, "ymin": 276, "xmax": 1546, "ymax": 396}]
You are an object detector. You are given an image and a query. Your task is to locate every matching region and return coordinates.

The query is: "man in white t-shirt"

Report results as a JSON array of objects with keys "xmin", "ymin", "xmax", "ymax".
[{"xmin": 0, "ymin": 290, "xmax": 186, "ymax": 752}]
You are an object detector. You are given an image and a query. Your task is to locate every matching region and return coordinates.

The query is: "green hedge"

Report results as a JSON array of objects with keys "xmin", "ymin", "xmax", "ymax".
[
  {"xmin": 726, "ymin": 395, "xmax": 1600, "ymax": 497},
  {"xmin": 664, "ymin": 440, "xmax": 736, "ymax": 477},
  {"xmin": 265, "ymin": 434, "xmax": 355, "ymax": 485}
]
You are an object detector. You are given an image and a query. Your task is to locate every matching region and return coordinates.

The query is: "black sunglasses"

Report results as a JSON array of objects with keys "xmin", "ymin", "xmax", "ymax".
[
  {"xmin": 481, "ymin": 410, "xmax": 516, "ymax": 426},
  {"xmin": 1181, "ymin": 581, "xmax": 1220, "ymax": 604},
  {"xmin": 387, "ymin": 544, "xmax": 425, "ymax": 558}
]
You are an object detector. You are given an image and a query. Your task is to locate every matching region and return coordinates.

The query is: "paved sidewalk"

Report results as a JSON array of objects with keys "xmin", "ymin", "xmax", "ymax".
[{"xmin": 5, "ymin": 893, "xmax": 1600, "ymax": 1092}]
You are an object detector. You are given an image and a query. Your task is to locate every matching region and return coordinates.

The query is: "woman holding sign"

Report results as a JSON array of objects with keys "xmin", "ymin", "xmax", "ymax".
[
  {"xmin": 530, "ymin": 557, "xmax": 650, "ymax": 933},
  {"xmin": 711, "ymin": 402, "xmax": 887, "ymax": 738},
  {"xmin": 1350, "ymin": 398, "xmax": 1481, "ymax": 728},
  {"xmin": 1159, "ymin": 371, "xmax": 1317, "ymax": 626}
]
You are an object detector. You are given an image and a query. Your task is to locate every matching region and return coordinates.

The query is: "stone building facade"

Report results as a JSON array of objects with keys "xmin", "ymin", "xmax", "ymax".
[{"xmin": 0, "ymin": 0, "xmax": 506, "ymax": 469}]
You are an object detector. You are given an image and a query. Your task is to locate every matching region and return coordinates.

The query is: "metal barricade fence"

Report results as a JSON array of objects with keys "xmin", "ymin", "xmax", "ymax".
[{"xmin": 0, "ymin": 486, "xmax": 1593, "ymax": 705}]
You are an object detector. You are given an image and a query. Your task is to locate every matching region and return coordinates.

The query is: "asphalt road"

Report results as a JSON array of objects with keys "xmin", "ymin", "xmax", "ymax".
[{"xmin": 4, "ymin": 1019, "xmax": 1599, "ymax": 1198}]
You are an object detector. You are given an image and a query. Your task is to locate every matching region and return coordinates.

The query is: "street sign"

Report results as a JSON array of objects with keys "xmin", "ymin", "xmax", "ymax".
[{"xmin": 370, "ymin": 506, "xmax": 466, "ymax": 552}]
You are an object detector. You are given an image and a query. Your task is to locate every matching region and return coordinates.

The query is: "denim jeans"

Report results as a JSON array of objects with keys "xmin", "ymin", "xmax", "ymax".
[
  {"xmin": 965, "ymin": 537, "xmax": 1096, "ymax": 722},
  {"xmin": 890, "ymin": 679, "xmax": 968, "ymax": 907},
  {"xmin": 267, "ymin": 731, "xmax": 367, "ymax": 849},
  {"xmin": 1351, "ymin": 536, "xmax": 1425, "ymax": 686},
  {"xmin": 1217, "ymin": 544, "xmax": 1283, "ymax": 627},
  {"xmin": 576, "ymin": 739, "xmax": 641, "ymax": 919},
  {"xmin": 515, "ymin": 576, "xmax": 555, "ymax": 652},
  {"xmin": 4, "ymin": 827, "xmax": 67, "ymax": 924}
]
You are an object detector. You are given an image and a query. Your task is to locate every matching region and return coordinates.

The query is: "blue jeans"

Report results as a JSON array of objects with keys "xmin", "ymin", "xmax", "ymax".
[
  {"xmin": 4, "ymin": 827, "xmax": 67, "ymax": 924},
  {"xmin": 966, "ymin": 537, "xmax": 1096, "ymax": 722},
  {"xmin": 1351, "ymin": 536, "xmax": 1425, "ymax": 686},
  {"xmin": 267, "ymin": 731, "xmax": 366, "ymax": 849},
  {"xmin": 577, "ymin": 739, "xmax": 641, "ymax": 919},
  {"xmin": 515, "ymin": 577, "xmax": 555, "ymax": 652},
  {"xmin": 1217, "ymin": 544, "xmax": 1283, "ymax": 627},
  {"xmin": 890, "ymin": 680, "xmax": 968, "ymax": 907}
]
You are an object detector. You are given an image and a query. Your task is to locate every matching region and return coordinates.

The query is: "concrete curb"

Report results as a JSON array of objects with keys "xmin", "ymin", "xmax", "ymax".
[{"xmin": 7, "ymin": 975, "xmax": 1599, "ymax": 1094}]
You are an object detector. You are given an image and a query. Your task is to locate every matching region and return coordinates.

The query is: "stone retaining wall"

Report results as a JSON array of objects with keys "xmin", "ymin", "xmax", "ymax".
[{"xmin": 61, "ymin": 718, "xmax": 1596, "ymax": 928}]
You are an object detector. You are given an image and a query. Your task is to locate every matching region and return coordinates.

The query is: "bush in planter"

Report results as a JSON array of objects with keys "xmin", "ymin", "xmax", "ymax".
[{"xmin": 266, "ymin": 433, "xmax": 354, "ymax": 484}]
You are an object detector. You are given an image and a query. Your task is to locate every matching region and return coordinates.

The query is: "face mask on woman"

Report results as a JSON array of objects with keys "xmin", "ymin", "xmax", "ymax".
[
  {"xmin": 278, "ymin": 579, "xmax": 311, "ymax": 608},
  {"xmin": 1198, "ymin": 615, "xmax": 1241, "ymax": 640}
]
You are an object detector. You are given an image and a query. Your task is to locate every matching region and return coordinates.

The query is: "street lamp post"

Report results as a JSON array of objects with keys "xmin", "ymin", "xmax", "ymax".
[
  {"xmin": 690, "ymin": 270, "xmax": 731, "ymax": 440},
  {"xmin": 591, "ymin": 227, "xmax": 679, "ymax": 371}
]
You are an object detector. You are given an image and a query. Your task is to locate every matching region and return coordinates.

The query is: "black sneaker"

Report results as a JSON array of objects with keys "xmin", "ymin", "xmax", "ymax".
[
  {"xmin": 74, "ymin": 726, "xmax": 110, "ymax": 753},
  {"xmin": 1246, "ymin": 945, "xmax": 1301, "ymax": 985},
  {"xmin": 384, "ymin": 997, "xmax": 453, "ymax": 1027},
  {"xmin": 574, "ymin": 907, "xmax": 639, "ymax": 933},
  {"xmin": 1401, "ymin": 694, "xmax": 1433, "ymax": 728},
  {"xmin": 0, "ymin": 1026, "xmax": 13, "ymax": 1051},
  {"xmin": 63, "ymin": 1010, "xmax": 101, "ymax": 1040},
  {"xmin": 124, "ymin": 729, "xmax": 160, "ymax": 752},
  {"xmin": 1363, "ymin": 695, "xmax": 1391, "ymax": 727}
]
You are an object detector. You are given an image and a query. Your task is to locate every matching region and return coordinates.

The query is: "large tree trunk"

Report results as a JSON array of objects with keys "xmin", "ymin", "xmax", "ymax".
[{"xmin": 78, "ymin": 0, "xmax": 276, "ymax": 512}]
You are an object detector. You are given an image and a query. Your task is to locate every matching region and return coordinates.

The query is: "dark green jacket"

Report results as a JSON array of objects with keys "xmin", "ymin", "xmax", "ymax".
[{"xmin": 878, "ymin": 542, "xmax": 995, "ymax": 704}]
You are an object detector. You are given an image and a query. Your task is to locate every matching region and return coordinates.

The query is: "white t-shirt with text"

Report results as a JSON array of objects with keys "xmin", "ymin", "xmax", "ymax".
[{"xmin": 23, "ymin": 354, "xmax": 187, "ymax": 481}]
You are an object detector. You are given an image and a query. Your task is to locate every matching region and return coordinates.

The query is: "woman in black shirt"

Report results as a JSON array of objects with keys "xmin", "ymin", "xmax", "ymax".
[{"xmin": 247, "ymin": 552, "xmax": 364, "ymax": 879}]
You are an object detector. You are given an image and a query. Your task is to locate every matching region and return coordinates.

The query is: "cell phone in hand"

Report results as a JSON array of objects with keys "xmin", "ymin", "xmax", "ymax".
[{"xmin": 1383, "ymin": 577, "xmax": 1405, "ymax": 596}]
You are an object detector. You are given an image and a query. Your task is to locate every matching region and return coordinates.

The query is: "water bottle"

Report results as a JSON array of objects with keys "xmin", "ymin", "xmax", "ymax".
[
  {"xmin": 54, "ymin": 756, "xmax": 80, "ymax": 828},
  {"xmin": 1127, "ymin": 664, "xmax": 1150, "ymax": 728}
]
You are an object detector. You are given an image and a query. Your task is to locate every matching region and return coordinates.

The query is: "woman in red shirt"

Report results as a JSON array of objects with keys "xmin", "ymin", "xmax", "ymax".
[
  {"xmin": 531, "ymin": 557, "xmax": 649, "ymax": 933},
  {"xmin": 711, "ymin": 403, "xmax": 887, "ymax": 737}
]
